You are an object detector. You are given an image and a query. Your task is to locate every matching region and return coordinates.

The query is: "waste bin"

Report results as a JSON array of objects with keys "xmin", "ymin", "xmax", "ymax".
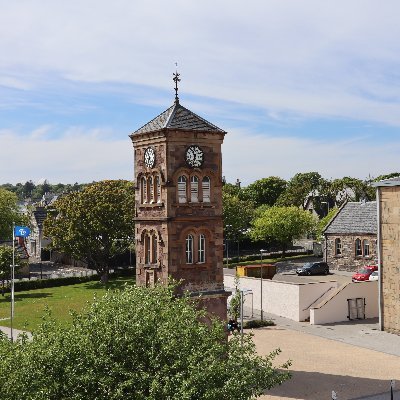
[{"xmin": 236, "ymin": 264, "xmax": 276, "ymax": 279}]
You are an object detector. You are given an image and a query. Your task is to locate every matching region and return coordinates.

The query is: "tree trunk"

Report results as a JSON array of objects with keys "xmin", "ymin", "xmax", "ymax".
[{"xmin": 100, "ymin": 267, "xmax": 109, "ymax": 284}]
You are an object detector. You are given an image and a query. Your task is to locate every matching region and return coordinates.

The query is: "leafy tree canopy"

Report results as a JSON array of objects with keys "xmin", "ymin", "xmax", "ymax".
[
  {"xmin": 44, "ymin": 180, "xmax": 135, "ymax": 282},
  {"xmin": 250, "ymin": 206, "xmax": 316, "ymax": 255},
  {"xmin": 373, "ymin": 172, "xmax": 400, "ymax": 182},
  {"xmin": 241, "ymin": 177, "xmax": 287, "ymax": 208},
  {"xmin": 315, "ymin": 207, "xmax": 339, "ymax": 240},
  {"xmin": 0, "ymin": 188, "xmax": 27, "ymax": 240},
  {"xmin": 277, "ymin": 172, "xmax": 327, "ymax": 208},
  {"xmin": 222, "ymin": 192, "xmax": 255, "ymax": 241},
  {"xmin": 0, "ymin": 283, "xmax": 291, "ymax": 400},
  {"xmin": 0, "ymin": 246, "xmax": 25, "ymax": 295},
  {"xmin": 331, "ymin": 177, "xmax": 375, "ymax": 206}
]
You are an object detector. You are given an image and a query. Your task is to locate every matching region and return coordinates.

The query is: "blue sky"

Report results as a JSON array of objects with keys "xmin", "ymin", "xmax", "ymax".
[{"xmin": 1, "ymin": 0, "xmax": 400, "ymax": 185}]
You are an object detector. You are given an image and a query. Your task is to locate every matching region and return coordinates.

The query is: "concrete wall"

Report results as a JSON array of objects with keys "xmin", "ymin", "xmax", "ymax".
[
  {"xmin": 224, "ymin": 275, "xmax": 337, "ymax": 322},
  {"xmin": 310, "ymin": 281, "xmax": 378, "ymax": 325}
]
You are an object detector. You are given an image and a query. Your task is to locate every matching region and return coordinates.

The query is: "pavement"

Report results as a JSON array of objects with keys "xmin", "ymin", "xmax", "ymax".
[{"xmin": 242, "ymin": 308, "xmax": 400, "ymax": 400}]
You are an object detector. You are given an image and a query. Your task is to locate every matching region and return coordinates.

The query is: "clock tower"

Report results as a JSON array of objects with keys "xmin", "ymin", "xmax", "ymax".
[{"xmin": 129, "ymin": 74, "xmax": 229, "ymax": 320}]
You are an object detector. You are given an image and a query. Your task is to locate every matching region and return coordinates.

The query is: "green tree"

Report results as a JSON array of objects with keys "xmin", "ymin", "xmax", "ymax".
[
  {"xmin": 277, "ymin": 172, "xmax": 327, "ymax": 208},
  {"xmin": 374, "ymin": 172, "xmax": 400, "ymax": 181},
  {"xmin": 250, "ymin": 206, "xmax": 316, "ymax": 256},
  {"xmin": 44, "ymin": 180, "xmax": 135, "ymax": 283},
  {"xmin": 0, "ymin": 246, "xmax": 24, "ymax": 296},
  {"xmin": 331, "ymin": 177, "xmax": 375, "ymax": 206},
  {"xmin": 315, "ymin": 207, "xmax": 339, "ymax": 240},
  {"xmin": 0, "ymin": 188, "xmax": 27, "ymax": 240},
  {"xmin": 0, "ymin": 283, "xmax": 291, "ymax": 399},
  {"xmin": 241, "ymin": 177, "xmax": 287, "ymax": 208},
  {"xmin": 223, "ymin": 192, "xmax": 254, "ymax": 243}
]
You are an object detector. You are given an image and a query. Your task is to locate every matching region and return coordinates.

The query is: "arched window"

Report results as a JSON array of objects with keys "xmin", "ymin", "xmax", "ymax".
[
  {"xmin": 152, "ymin": 234, "xmax": 158, "ymax": 264},
  {"xmin": 363, "ymin": 239, "xmax": 370, "ymax": 256},
  {"xmin": 355, "ymin": 238, "xmax": 362, "ymax": 256},
  {"xmin": 178, "ymin": 176, "xmax": 187, "ymax": 203},
  {"xmin": 145, "ymin": 234, "xmax": 151, "ymax": 264},
  {"xmin": 335, "ymin": 238, "xmax": 341, "ymax": 256},
  {"xmin": 190, "ymin": 176, "xmax": 199, "ymax": 202},
  {"xmin": 155, "ymin": 175, "xmax": 161, "ymax": 203},
  {"xmin": 202, "ymin": 176, "xmax": 210, "ymax": 202},
  {"xmin": 148, "ymin": 177, "xmax": 154, "ymax": 203},
  {"xmin": 141, "ymin": 177, "xmax": 147, "ymax": 204},
  {"xmin": 186, "ymin": 234, "xmax": 193, "ymax": 264},
  {"xmin": 198, "ymin": 234, "xmax": 205, "ymax": 263}
]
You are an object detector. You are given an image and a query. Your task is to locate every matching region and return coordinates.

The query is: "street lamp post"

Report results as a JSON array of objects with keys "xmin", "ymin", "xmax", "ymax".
[
  {"xmin": 260, "ymin": 249, "xmax": 268, "ymax": 321},
  {"xmin": 225, "ymin": 225, "xmax": 232, "ymax": 268}
]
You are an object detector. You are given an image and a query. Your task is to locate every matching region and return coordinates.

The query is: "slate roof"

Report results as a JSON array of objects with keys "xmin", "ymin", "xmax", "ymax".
[
  {"xmin": 132, "ymin": 101, "xmax": 225, "ymax": 135},
  {"xmin": 324, "ymin": 201, "xmax": 377, "ymax": 235}
]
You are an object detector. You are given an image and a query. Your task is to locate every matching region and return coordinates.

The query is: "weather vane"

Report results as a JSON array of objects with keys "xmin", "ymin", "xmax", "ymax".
[{"xmin": 173, "ymin": 62, "xmax": 180, "ymax": 103}]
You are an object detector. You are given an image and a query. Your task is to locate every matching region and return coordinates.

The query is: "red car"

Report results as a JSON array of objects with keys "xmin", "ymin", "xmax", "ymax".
[{"xmin": 352, "ymin": 265, "xmax": 378, "ymax": 282}]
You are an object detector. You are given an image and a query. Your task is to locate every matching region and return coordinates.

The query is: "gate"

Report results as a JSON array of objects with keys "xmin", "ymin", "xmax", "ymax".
[{"xmin": 347, "ymin": 297, "xmax": 365, "ymax": 320}]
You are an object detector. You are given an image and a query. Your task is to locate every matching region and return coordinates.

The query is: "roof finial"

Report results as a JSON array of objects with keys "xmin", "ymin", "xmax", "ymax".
[{"xmin": 173, "ymin": 63, "xmax": 180, "ymax": 104}]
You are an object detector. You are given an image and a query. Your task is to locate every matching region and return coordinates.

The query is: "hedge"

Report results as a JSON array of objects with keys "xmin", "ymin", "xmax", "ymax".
[{"xmin": 2, "ymin": 268, "xmax": 135, "ymax": 293}]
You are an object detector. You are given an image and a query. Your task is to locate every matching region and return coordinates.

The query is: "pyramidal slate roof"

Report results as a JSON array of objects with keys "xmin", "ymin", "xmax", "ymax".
[
  {"xmin": 324, "ymin": 201, "xmax": 377, "ymax": 235},
  {"xmin": 133, "ymin": 101, "xmax": 225, "ymax": 135}
]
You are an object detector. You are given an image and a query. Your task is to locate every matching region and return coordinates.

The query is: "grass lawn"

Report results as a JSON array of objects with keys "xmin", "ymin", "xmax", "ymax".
[{"xmin": 0, "ymin": 276, "xmax": 135, "ymax": 331}]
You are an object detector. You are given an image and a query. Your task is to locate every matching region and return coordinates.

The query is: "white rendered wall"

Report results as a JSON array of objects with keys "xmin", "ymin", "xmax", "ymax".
[
  {"xmin": 310, "ymin": 281, "xmax": 378, "ymax": 324},
  {"xmin": 224, "ymin": 275, "xmax": 337, "ymax": 322}
]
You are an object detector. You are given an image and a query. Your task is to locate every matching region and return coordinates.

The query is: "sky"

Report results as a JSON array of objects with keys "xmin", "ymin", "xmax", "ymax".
[{"xmin": 1, "ymin": 0, "xmax": 400, "ymax": 186}]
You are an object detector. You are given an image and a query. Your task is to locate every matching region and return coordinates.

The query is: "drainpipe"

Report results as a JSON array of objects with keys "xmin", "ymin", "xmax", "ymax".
[{"xmin": 376, "ymin": 187, "xmax": 383, "ymax": 331}]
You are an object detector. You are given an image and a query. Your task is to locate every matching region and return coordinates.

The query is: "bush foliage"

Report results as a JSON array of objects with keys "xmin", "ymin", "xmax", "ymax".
[{"xmin": 0, "ymin": 284, "xmax": 290, "ymax": 399}]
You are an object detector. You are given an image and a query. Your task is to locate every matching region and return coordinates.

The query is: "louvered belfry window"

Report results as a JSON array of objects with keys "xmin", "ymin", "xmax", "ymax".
[
  {"xmin": 178, "ymin": 176, "xmax": 187, "ymax": 203},
  {"xmin": 202, "ymin": 176, "xmax": 210, "ymax": 202}
]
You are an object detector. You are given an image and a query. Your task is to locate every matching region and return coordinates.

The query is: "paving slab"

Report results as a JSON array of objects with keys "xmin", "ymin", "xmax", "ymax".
[{"xmin": 252, "ymin": 327, "xmax": 400, "ymax": 400}]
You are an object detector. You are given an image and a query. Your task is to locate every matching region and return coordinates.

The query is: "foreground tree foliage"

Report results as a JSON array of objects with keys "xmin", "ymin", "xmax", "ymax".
[
  {"xmin": 0, "ymin": 188, "xmax": 27, "ymax": 240},
  {"xmin": 0, "ymin": 284, "xmax": 291, "ymax": 399},
  {"xmin": 44, "ymin": 180, "xmax": 135, "ymax": 282},
  {"xmin": 251, "ymin": 206, "xmax": 316, "ymax": 255}
]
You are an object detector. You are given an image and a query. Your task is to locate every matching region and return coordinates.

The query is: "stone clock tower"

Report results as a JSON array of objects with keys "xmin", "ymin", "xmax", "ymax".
[{"xmin": 129, "ymin": 74, "xmax": 229, "ymax": 320}]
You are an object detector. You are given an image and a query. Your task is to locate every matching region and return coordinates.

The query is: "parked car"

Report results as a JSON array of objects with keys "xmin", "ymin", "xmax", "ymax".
[
  {"xmin": 296, "ymin": 262, "xmax": 329, "ymax": 276},
  {"xmin": 352, "ymin": 265, "xmax": 378, "ymax": 282},
  {"xmin": 368, "ymin": 270, "xmax": 379, "ymax": 281}
]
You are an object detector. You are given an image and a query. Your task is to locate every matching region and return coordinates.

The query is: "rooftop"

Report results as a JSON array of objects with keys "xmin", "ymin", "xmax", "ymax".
[
  {"xmin": 324, "ymin": 201, "xmax": 377, "ymax": 235},
  {"xmin": 132, "ymin": 101, "xmax": 226, "ymax": 135}
]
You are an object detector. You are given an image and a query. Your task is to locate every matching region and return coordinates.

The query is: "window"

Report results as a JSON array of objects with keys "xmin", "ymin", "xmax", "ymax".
[
  {"xmin": 355, "ymin": 238, "xmax": 362, "ymax": 256},
  {"xmin": 190, "ymin": 176, "xmax": 199, "ymax": 202},
  {"xmin": 202, "ymin": 176, "xmax": 210, "ymax": 202},
  {"xmin": 148, "ymin": 177, "xmax": 154, "ymax": 203},
  {"xmin": 363, "ymin": 239, "xmax": 370, "ymax": 256},
  {"xmin": 141, "ymin": 177, "xmax": 147, "ymax": 204},
  {"xmin": 198, "ymin": 234, "xmax": 205, "ymax": 263},
  {"xmin": 152, "ymin": 234, "xmax": 158, "ymax": 264},
  {"xmin": 186, "ymin": 234, "xmax": 193, "ymax": 264},
  {"xmin": 335, "ymin": 238, "xmax": 342, "ymax": 256},
  {"xmin": 145, "ymin": 234, "xmax": 151, "ymax": 264},
  {"xmin": 178, "ymin": 176, "xmax": 187, "ymax": 203},
  {"xmin": 155, "ymin": 175, "xmax": 161, "ymax": 203}
]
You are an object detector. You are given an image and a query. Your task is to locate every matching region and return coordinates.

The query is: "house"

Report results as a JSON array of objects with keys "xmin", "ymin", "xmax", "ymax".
[
  {"xmin": 373, "ymin": 177, "xmax": 400, "ymax": 334},
  {"xmin": 323, "ymin": 201, "xmax": 377, "ymax": 271}
]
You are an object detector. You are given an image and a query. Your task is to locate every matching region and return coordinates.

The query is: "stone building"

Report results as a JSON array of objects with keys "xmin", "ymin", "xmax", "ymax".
[
  {"xmin": 129, "ymin": 81, "xmax": 229, "ymax": 321},
  {"xmin": 374, "ymin": 178, "xmax": 400, "ymax": 334},
  {"xmin": 323, "ymin": 201, "xmax": 377, "ymax": 271}
]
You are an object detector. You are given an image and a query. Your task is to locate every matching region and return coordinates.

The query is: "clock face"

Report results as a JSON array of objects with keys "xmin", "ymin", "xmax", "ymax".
[
  {"xmin": 185, "ymin": 145, "xmax": 204, "ymax": 168},
  {"xmin": 144, "ymin": 147, "xmax": 155, "ymax": 168}
]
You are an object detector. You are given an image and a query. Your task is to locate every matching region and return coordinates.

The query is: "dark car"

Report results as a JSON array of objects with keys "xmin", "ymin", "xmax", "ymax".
[{"xmin": 296, "ymin": 262, "xmax": 329, "ymax": 276}]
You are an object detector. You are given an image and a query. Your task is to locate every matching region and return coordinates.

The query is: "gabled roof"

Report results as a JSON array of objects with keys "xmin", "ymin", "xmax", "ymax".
[
  {"xmin": 324, "ymin": 201, "xmax": 377, "ymax": 235},
  {"xmin": 132, "ymin": 101, "xmax": 226, "ymax": 135}
]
